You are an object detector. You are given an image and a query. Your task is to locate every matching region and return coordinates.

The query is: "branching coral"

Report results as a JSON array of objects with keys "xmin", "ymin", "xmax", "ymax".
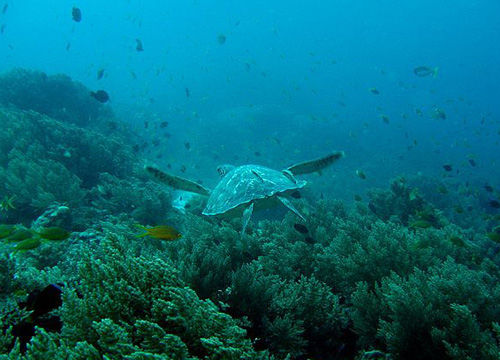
[{"xmin": 351, "ymin": 258, "xmax": 500, "ymax": 359}]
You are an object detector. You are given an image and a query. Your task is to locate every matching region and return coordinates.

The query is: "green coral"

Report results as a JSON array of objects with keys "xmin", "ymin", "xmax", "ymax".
[
  {"xmin": 89, "ymin": 173, "xmax": 172, "ymax": 224},
  {"xmin": 0, "ymin": 68, "xmax": 109, "ymax": 127},
  {"xmin": 351, "ymin": 258, "xmax": 500, "ymax": 359},
  {"xmin": 0, "ymin": 155, "xmax": 85, "ymax": 211},
  {"xmin": 54, "ymin": 236, "xmax": 265, "ymax": 359}
]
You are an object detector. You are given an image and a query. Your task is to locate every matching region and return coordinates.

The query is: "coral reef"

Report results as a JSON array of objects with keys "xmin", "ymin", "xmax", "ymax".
[
  {"xmin": 1, "ymin": 236, "xmax": 268, "ymax": 359},
  {"xmin": 0, "ymin": 68, "xmax": 111, "ymax": 127},
  {"xmin": 1, "ymin": 68, "xmax": 499, "ymax": 360}
]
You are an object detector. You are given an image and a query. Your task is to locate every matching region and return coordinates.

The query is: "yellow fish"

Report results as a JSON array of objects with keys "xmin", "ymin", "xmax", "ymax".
[{"xmin": 136, "ymin": 225, "xmax": 182, "ymax": 241}]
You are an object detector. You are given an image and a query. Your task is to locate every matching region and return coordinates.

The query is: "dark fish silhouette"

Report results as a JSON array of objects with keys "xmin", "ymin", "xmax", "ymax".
[
  {"xmin": 2, "ymin": 3, "xmax": 8, "ymax": 14},
  {"xmin": 217, "ymin": 34, "xmax": 226, "ymax": 44},
  {"xmin": 135, "ymin": 38, "xmax": 144, "ymax": 51},
  {"xmin": 96, "ymin": 68, "xmax": 105, "ymax": 80},
  {"xmin": 484, "ymin": 184, "xmax": 494, "ymax": 193},
  {"xmin": 413, "ymin": 66, "xmax": 438, "ymax": 77},
  {"xmin": 72, "ymin": 7, "xmax": 82, "ymax": 22},
  {"xmin": 90, "ymin": 90, "xmax": 109, "ymax": 103},
  {"xmin": 489, "ymin": 199, "xmax": 500, "ymax": 209},
  {"xmin": 12, "ymin": 284, "xmax": 63, "ymax": 354},
  {"xmin": 293, "ymin": 223, "xmax": 309, "ymax": 234},
  {"xmin": 442, "ymin": 164, "xmax": 453, "ymax": 172}
]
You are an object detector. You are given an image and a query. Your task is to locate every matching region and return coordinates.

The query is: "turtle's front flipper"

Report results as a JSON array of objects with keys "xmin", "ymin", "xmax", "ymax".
[
  {"xmin": 145, "ymin": 165, "xmax": 210, "ymax": 196},
  {"xmin": 241, "ymin": 203, "xmax": 254, "ymax": 235},
  {"xmin": 286, "ymin": 151, "xmax": 344, "ymax": 176},
  {"xmin": 277, "ymin": 196, "xmax": 306, "ymax": 222}
]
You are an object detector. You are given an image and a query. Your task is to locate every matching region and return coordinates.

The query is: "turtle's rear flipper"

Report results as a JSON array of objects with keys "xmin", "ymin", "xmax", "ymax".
[
  {"xmin": 241, "ymin": 203, "xmax": 254, "ymax": 235},
  {"xmin": 286, "ymin": 151, "xmax": 344, "ymax": 176},
  {"xmin": 277, "ymin": 196, "xmax": 305, "ymax": 222},
  {"xmin": 145, "ymin": 165, "xmax": 210, "ymax": 196}
]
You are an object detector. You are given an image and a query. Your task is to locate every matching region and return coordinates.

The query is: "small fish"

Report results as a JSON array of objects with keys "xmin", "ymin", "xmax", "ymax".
[
  {"xmin": 14, "ymin": 284, "xmax": 63, "ymax": 354},
  {"xmin": 293, "ymin": 223, "xmax": 309, "ymax": 234},
  {"xmin": 2, "ymin": 3, "xmax": 8, "ymax": 14},
  {"xmin": 65, "ymin": 42, "xmax": 71, "ymax": 51},
  {"xmin": 90, "ymin": 90, "xmax": 109, "ymax": 103},
  {"xmin": 413, "ymin": 66, "xmax": 438, "ymax": 77},
  {"xmin": 144, "ymin": 121, "xmax": 149, "ymax": 129},
  {"xmin": 185, "ymin": 87, "xmax": 190, "ymax": 98},
  {"xmin": 136, "ymin": 225, "xmax": 182, "ymax": 241},
  {"xmin": 484, "ymin": 184, "xmax": 494, "ymax": 192},
  {"xmin": 135, "ymin": 38, "xmax": 144, "ymax": 51},
  {"xmin": 184, "ymin": 142, "xmax": 191, "ymax": 150},
  {"xmin": 437, "ymin": 185, "xmax": 448, "ymax": 194},
  {"xmin": 409, "ymin": 219, "xmax": 433, "ymax": 229},
  {"xmin": 354, "ymin": 194, "xmax": 362, "ymax": 201},
  {"xmin": 159, "ymin": 121, "xmax": 168, "ymax": 128},
  {"xmin": 36, "ymin": 227, "xmax": 70, "ymax": 241},
  {"xmin": 487, "ymin": 232, "xmax": 500, "ymax": 243},
  {"xmin": 6, "ymin": 228, "xmax": 33, "ymax": 242},
  {"xmin": 489, "ymin": 199, "xmax": 500, "ymax": 209},
  {"xmin": 72, "ymin": 7, "xmax": 82, "ymax": 22},
  {"xmin": 468, "ymin": 159, "xmax": 476, "ymax": 167},
  {"xmin": 380, "ymin": 115, "xmax": 390, "ymax": 124},
  {"xmin": 442, "ymin": 164, "xmax": 453, "ymax": 172},
  {"xmin": 449, "ymin": 236, "xmax": 465, "ymax": 247},
  {"xmin": 369, "ymin": 87, "xmax": 380, "ymax": 95},
  {"xmin": 96, "ymin": 69, "xmax": 105, "ymax": 80},
  {"xmin": 304, "ymin": 236, "xmax": 315, "ymax": 244},
  {"xmin": 13, "ymin": 237, "xmax": 41, "ymax": 252},
  {"xmin": 0, "ymin": 24, "xmax": 5, "ymax": 34},
  {"xmin": 453, "ymin": 205, "xmax": 464, "ymax": 214},
  {"xmin": 21, "ymin": 283, "xmax": 63, "ymax": 318},
  {"xmin": 217, "ymin": 34, "xmax": 226, "ymax": 44},
  {"xmin": 356, "ymin": 170, "xmax": 366, "ymax": 179},
  {"xmin": 254, "ymin": 151, "xmax": 261, "ymax": 157},
  {"xmin": 0, "ymin": 224, "xmax": 16, "ymax": 239},
  {"xmin": 433, "ymin": 107, "xmax": 446, "ymax": 120},
  {"xmin": 180, "ymin": 165, "xmax": 187, "ymax": 173}
]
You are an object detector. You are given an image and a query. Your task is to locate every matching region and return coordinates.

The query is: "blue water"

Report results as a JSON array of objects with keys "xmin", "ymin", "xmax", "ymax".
[{"xmin": 2, "ymin": 0, "xmax": 500, "ymax": 194}]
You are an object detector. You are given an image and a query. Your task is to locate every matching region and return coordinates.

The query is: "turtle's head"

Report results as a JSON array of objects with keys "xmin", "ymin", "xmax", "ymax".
[{"xmin": 217, "ymin": 164, "xmax": 235, "ymax": 178}]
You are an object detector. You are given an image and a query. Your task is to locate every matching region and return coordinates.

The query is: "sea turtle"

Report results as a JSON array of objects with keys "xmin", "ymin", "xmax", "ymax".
[{"xmin": 145, "ymin": 151, "xmax": 344, "ymax": 233}]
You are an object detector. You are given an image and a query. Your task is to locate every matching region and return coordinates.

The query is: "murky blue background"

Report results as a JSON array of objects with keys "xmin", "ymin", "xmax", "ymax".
[{"xmin": 2, "ymin": 0, "xmax": 499, "ymax": 197}]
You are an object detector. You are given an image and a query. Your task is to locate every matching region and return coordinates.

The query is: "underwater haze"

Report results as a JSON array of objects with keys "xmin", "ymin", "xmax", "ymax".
[
  {"xmin": 1, "ymin": 1, "xmax": 500, "ymax": 359},
  {"xmin": 2, "ymin": 0, "xmax": 500, "ymax": 191}
]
